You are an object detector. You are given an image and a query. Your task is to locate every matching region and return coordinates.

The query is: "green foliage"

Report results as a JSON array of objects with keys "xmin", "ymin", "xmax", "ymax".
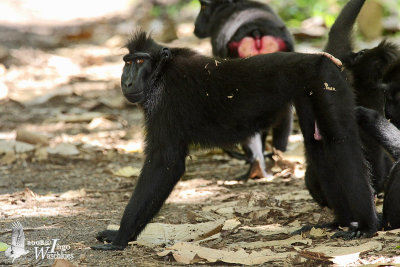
[
  {"xmin": 151, "ymin": 0, "xmax": 199, "ymax": 17},
  {"xmin": 156, "ymin": 0, "xmax": 397, "ymax": 28},
  {"xmin": 0, "ymin": 242, "xmax": 9, "ymax": 252},
  {"xmin": 269, "ymin": 0, "xmax": 348, "ymax": 27},
  {"xmin": 381, "ymin": 0, "xmax": 400, "ymax": 17}
]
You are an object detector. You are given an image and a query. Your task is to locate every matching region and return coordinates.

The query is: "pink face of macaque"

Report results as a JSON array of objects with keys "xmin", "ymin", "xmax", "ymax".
[{"xmin": 237, "ymin": 36, "xmax": 286, "ymax": 58}]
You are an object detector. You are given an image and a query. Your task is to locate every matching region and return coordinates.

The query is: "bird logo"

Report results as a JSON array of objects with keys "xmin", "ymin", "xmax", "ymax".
[{"xmin": 4, "ymin": 221, "xmax": 29, "ymax": 263}]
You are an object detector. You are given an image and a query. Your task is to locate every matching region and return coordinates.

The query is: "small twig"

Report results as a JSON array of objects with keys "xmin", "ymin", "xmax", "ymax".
[
  {"xmin": 0, "ymin": 224, "xmax": 62, "ymax": 235},
  {"xmin": 85, "ymin": 188, "xmax": 133, "ymax": 193}
]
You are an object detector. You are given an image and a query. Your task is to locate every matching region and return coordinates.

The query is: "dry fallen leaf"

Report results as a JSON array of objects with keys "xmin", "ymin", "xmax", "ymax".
[
  {"xmin": 158, "ymin": 242, "xmax": 295, "ymax": 265},
  {"xmin": 60, "ymin": 189, "xmax": 86, "ymax": 199},
  {"xmin": 303, "ymin": 241, "xmax": 382, "ymax": 265},
  {"xmin": 0, "ymin": 82, "xmax": 8, "ymax": 100},
  {"xmin": 275, "ymin": 190, "xmax": 313, "ymax": 202},
  {"xmin": 34, "ymin": 147, "xmax": 48, "ymax": 161},
  {"xmin": 14, "ymin": 141, "xmax": 35, "ymax": 153},
  {"xmin": 202, "ymin": 200, "xmax": 239, "ymax": 215},
  {"xmin": 51, "ymin": 112, "xmax": 104, "ymax": 123},
  {"xmin": 99, "ymin": 95, "xmax": 126, "ymax": 109},
  {"xmin": 0, "ymin": 140, "xmax": 36, "ymax": 155},
  {"xmin": 136, "ymin": 221, "xmax": 224, "ymax": 247},
  {"xmin": 282, "ymin": 138, "xmax": 305, "ymax": 164},
  {"xmin": 0, "ymin": 151, "xmax": 16, "ymax": 165},
  {"xmin": 228, "ymin": 235, "xmax": 312, "ymax": 250},
  {"xmin": 271, "ymin": 164, "xmax": 282, "ymax": 173},
  {"xmin": 9, "ymin": 85, "xmax": 73, "ymax": 107},
  {"xmin": 87, "ymin": 117, "xmax": 118, "ymax": 130},
  {"xmin": 222, "ymin": 218, "xmax": 241, "ymax": 231},
  {"xmin": 112, "ymin": 166, "xmax": 140, "ymax": 178},
  {"xmin": 47, "ymin": 143, "xmax": 80, "ymax": 156},
  {"xmin": 240, "ymin": 224, "xmax": 298, "ymax": 236},
  {"xmin": 0, "ymin": 140, "xmax": 14, "ymax": 153},
  {"xmin": 202, "ymin": 200, "xmax": 267, "ymax": 216},
  {"xmin": 52, "ymin": 259, "xmax": 77, "ymax": 267},
  {"xmin": 309, "ymin": 227, "xmax": 327, "ymax": 237},
  {"xmin": 16, "ymin": 129, "xmax": 49, "ymax": 146},
  {"xmin": 374, "ymin": 228, "xmax": 400, "ymax": 240},
  {"xmin": 108, "ymin": 220, "xmax": 225, "ymax": 247}
]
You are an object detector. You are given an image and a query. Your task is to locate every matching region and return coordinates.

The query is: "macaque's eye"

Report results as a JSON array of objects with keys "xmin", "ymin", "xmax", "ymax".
[
  {"xmin": 123, "ymin": 55, "xmax": 133, "ymax": 65},
  {"xmin": 136, "ymin": 59, "xmax": 144, "ymax": 64}
]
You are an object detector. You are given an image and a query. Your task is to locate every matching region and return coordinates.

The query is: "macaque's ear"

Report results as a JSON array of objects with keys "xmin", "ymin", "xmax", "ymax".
[
  {"xmin": 380, "ymin": 83, "xmax": 389, "ymax": 92},
  {"xmin": 160, "ymin": 47, "xmax": 172, "ymax": 61}
]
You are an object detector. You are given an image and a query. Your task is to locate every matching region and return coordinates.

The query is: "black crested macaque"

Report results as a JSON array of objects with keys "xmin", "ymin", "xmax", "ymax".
[
  {"xmin": 304, "ymin": 0, "xmax": 399, "ymax": 210},
  {"xmin": 356, "ymin": 106, "xmax": 400, "ymax": 230},
  {"xmin": 384, "ymin": 60, "xmax": 400, "ymax": 128},
  {"xmin": 90, "ymin": 31, "xmax": 378, "ymax": 251},
  {"xmin": 194, "ymin": 0, "xmax": 294, "ymax": 58},
  {"xmin": 194, "ymin": 0, "xmax": 294, "ymax": 179},
  {"xmin": 332, "ymin": 39, "xmax": 398, "ymax": 194},
  {"xmin": 338, "ymin": 41, "xmax": 399, "ymax": 194}
]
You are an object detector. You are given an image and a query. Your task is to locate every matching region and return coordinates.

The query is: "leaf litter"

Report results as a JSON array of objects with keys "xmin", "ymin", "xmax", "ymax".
[{"xmin": 1, "ymin": 4, "xmax": 400, "ymax": 266}]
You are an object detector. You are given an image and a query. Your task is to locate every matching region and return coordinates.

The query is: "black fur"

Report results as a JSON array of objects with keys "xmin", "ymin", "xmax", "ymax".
[
  {"xmin": 355, "ymin": 106, "xmax": 400, "ymax": 230},
  {"xmin": 90, "ymin": 31, "xmax": 378, "ymax": 250},
  {"xmin": 341, "ymin": 41, "xmax": 399, "ymax": 194},
  {"xmin": 194, "ymin": 0, "xmax": 294, "ymax": 179},
  {"xmin": 305, "ymin": 0, "xmax": 399, "ymax": 208},
  {"xmin": 194, "ymin": 0, "xmax": 294, "ymax": 57},
  {"xmin": 341, "ymin": 40, "xmax": 398, "ymax": 194},
  {"xmin": 384, "ymin": 60, "xmax": 400, "ymax": 128}
]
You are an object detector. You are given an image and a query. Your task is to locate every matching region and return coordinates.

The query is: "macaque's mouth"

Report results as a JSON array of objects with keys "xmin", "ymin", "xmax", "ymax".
[
  {"xmin": 229, "ymin": 36, "xmax": 286, "ymax": 58},
  {"xmin": 123, "ymin": 92, "xmax": 144, "ymax": 103}
]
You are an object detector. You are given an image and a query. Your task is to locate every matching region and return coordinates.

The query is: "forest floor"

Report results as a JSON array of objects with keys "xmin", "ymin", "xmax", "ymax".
[{"xmin": 1, "ymin": 1, "xmax": 400, "ymax": 266}]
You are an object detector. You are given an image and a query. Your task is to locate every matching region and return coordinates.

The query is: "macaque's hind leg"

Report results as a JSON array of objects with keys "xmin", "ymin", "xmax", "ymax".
[
  {"xmin": 235, "ymin": 133, "xmax": 270, "ymax": 181},
  {"xmin": 272, "ymin": 104, "xmax": 293, "ymax": 152},
  {"xmin": 309, "ymin": 63, "xmax": 378, "ymax": 236}
]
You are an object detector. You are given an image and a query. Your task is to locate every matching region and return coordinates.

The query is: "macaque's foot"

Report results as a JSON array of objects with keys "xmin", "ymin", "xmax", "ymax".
[
  {"xmin": 91, "ymin": 243, "xmax": 126, "ymax": 251},
  {"xmin": 235, "ymin": 159, "xmax": 270, "ymax": 181},
  {"xmin": 331, "ymin": 229, "xmax": 375, "ymax": 239},
  {"xmin": 292, "ymin": 223, "xmax": 338, "ymax": 235},
  {"xmin": 248, "ymin": 159, "xmax": 269, "ymax": 179},
  {"xmin": 96, "ymin": 230, "xmax": 118, "ymax": 243},
  {"xmin": 331, "ymin": 221, "xmax": 377, "ymax": 239}
]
